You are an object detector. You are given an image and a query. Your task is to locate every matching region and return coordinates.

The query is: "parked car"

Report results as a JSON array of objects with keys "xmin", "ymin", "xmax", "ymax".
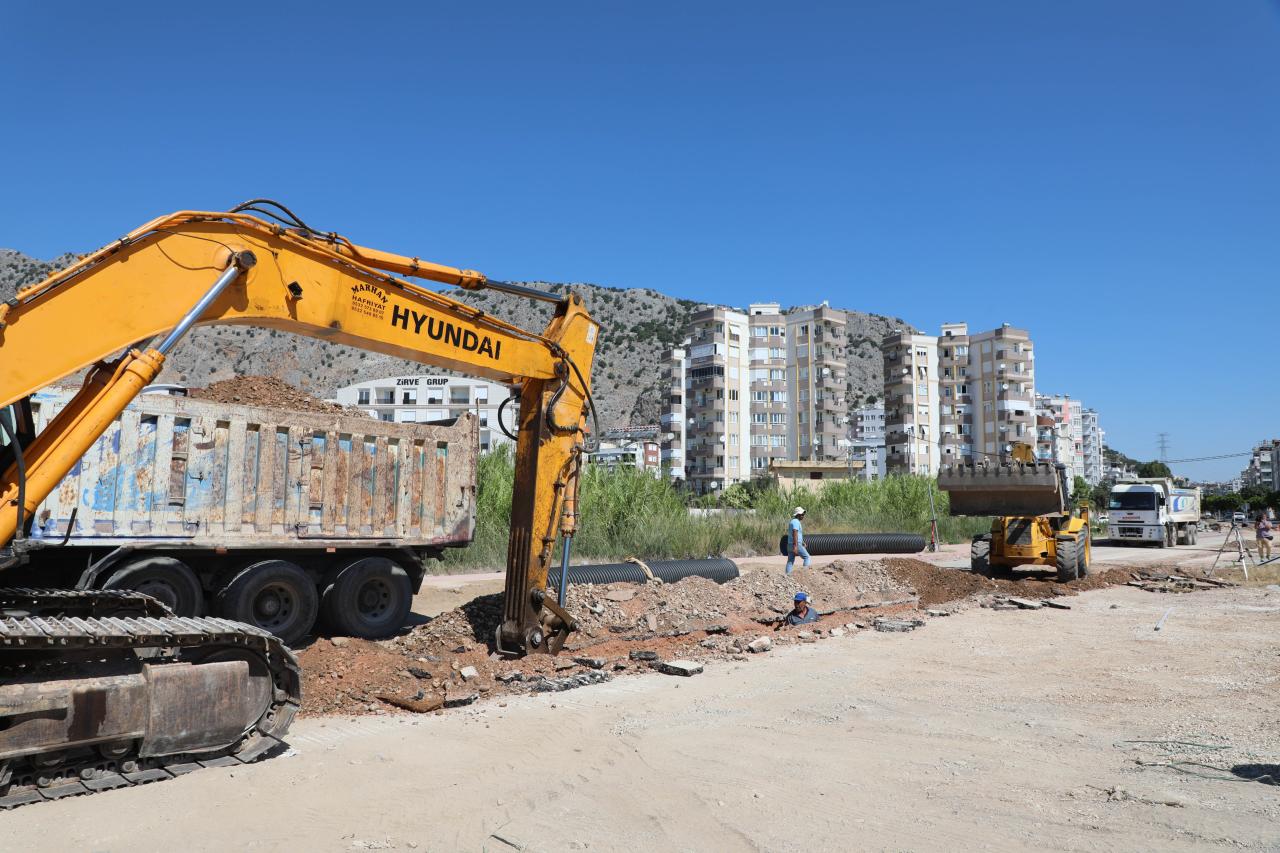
[{"xmin": 1233, "ymin": 511, "xmax": 1248, "ymax": 524}]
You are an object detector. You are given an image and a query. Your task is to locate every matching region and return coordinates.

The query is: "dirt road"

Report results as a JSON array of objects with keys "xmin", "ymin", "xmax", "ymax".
[{"xmin": 11, "ymin": 577, "xmax": 1279, "ymax": 851}]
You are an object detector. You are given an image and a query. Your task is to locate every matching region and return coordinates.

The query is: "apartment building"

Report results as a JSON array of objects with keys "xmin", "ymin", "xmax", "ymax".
[
  {"xmin": 937, "ymin": 323, "xmax": 972, "ymax": 465},
  {"xmin": 882, "ymin": 331, "xmax": 940, "ymax": 475},
  {"xmin": 1242, "ymin": 440, "xmax": 1279, "ymax": 491},
  {"xmin": 1035, "ymin": 394, "xmax": 1084, "ymax": 480},
  {"xmin": 658, "ymin": 344, "xmax": 687, "ymax": 480},
  {"xmin": 1081, "ymin": 408, "xmax": 1104, "ymax": 485},
  {"xmin": 968, "ymin": 325, "xmax": 1036, "ymax": 461},
  {"xmin": 883, "ymin": 323, "xmax": 1037, "ymax": 475},
  {"xmin": 681, "ymin": 307, "xmax": 751, "ymax": 493},
  {"xmin": 1034, "ymin": 395, "xmax": 1106, "ymax": 485},
  {"xmin": 334, "ymin": 374, "xmax": 512, "ymax": 452},
  {"xmin": 746, "ymin": 303, "xmax": 790, "ymax": 476},
  {"xmin": 849, "ymin": 404, "xmax": 886, "ymax": 480},
  {"xmin": 786, "ymin": 304, "xmax": 849, "ymax": 464}
]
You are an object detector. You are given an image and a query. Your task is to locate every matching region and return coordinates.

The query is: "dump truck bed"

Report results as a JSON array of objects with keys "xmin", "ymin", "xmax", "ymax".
[{"xmin": 28, "ymin": 389, "xmax": 477, "ymax": 550}]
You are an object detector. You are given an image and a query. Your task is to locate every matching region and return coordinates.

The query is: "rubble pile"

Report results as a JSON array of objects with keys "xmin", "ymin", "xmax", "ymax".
[
  {"xmin": 296, "ymin": 556, "xmax": 1142, "ymax": 717},
  {"xmin": 190, "ymin": 375, "xmax": 350, "ymax": 413}
]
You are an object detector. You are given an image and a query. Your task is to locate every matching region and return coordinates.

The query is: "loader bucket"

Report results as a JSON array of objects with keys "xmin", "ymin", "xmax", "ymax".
[{"xmin": 937, "ymin": 462, "xmax": 1065, "ymax": 517}]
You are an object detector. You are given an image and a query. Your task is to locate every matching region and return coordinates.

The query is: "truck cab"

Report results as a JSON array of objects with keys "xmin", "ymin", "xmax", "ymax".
[{"xmin": 1107, "ymin": 479, "xmax": 1200, "ymax": 547}]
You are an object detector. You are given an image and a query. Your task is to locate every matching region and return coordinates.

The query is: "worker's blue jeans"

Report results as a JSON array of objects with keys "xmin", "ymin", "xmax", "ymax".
[{"xmin": 786, "ymin": 544, "xmax": 811, "ymax": 575}]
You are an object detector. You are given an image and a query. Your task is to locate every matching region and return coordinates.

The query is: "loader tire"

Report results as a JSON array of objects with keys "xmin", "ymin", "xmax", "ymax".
[
  {"xmin": 322, "ymin": 557, "xmax": 412, "ymax": 639},
  {"xmin": 970, "ymin": 535, "xmax": 991, "ymax": 573},
  {"xmin": 215, "ymin": 559, "xmax": 319, "ymax": 647},
  {"xmin": 102, "ymin": 556, "xmax": 203, "ymax": 617},
  {"xmin": 1055, "ymin": 535, "xmax": 1080, "ymax": 583}
]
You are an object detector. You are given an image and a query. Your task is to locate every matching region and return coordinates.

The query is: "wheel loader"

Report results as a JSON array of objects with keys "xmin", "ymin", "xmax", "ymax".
[{"xmin": 937, "ymin": 444, "xmax": 1091, "ymax": 583}]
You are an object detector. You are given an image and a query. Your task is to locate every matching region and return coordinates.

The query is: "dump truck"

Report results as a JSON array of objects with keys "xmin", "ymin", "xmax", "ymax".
[
  {"xmin": 1107, "ymin": 478, "xmax": 1201, "ymax": 547},
  {"xmin": 9, "ymin": 386, "xmax": 478, "ymax": 644},
  {"xmin": 0, "ymin": 199, "xmax": 598, "ymax": 807},
  {"xmin": 938, "ymin": 445, "xmax": 1091, "ymax": 583}
]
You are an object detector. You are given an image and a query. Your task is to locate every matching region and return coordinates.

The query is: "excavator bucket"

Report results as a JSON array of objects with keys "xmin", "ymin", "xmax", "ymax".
[{"xmin": 937, "ymin": 462, "xmax": 1066, "ymax": 517}]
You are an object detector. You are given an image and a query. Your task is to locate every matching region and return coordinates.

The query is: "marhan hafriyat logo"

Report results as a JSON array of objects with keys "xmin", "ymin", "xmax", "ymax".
[{"xmin": 350, "ymin": 282, "xmax": 388, "ymax": 320}]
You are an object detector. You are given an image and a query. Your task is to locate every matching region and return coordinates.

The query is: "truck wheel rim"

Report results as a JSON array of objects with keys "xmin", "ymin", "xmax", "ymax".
[
  {"xmin": 254, "ymin": 583, "xmax": 295, "ymax": 630},
  {"xmin": 356, "ymin": 579, "xmax": 392, "ymax": 620}
]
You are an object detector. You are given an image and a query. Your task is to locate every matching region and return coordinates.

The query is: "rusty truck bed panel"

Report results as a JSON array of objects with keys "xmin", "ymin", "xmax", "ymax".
[{"xmin": 29, "ymin": 390, "xmax": 478, "ymax": 549}]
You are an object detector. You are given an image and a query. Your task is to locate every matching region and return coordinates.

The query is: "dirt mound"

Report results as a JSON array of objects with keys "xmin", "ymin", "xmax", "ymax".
[
  {"xmin": 883, "ymin": 558, "xmax": 995, "ymax": 606},
  {"xmin": 190, "ymin": 375, "xmax": 347, "ymax": 413},
  {"xmin": 295, "ymin": 559, "xmax": 1139, "ymax": 718}
]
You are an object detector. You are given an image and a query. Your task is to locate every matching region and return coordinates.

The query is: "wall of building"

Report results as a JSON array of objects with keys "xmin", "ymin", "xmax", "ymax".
[{"xmin": 334, "ymin": 374, "xmax": 512, "ymax": 452}]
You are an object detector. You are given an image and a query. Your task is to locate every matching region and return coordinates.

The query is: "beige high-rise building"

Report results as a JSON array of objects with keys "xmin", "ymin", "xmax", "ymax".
[
  {"xmin": 680, "ymin": 307, "xmax": 751, "ymax": 493},
  {"xmin": 937, "ymin": 323, "xmax": 972, "ymax": 465},
  {"xmin": 746, "ymin": 303, "xmax": 789, "ymax": 475},
  {"xmin": 883, "ymin": 322, "xmax": 1037, "ymax": 474},
  {"xmin": 882, "ymin": 331, "xmax": 940, "ymax": 475},
  {"xmin": 658, "ymin": 344, "xmax": 687, "ymax": 480},
  {"xmin": 786, "ymin": 304, "xmax": 849, "ymax": 463},
  {"xmin": 969, "ymin": 324, "xmax": 1035, "ymax": 461}
]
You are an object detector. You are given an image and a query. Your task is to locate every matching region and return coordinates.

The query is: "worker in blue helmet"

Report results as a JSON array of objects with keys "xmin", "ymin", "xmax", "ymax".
[{"xmin": 784, "ymin": 591, "xmax": 819, "ymax": 626}]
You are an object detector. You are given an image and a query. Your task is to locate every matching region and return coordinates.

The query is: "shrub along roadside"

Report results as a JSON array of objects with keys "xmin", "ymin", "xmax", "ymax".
[{"xmin": 442, "ymin": 447, "xmax": 990, "ymax": 570}]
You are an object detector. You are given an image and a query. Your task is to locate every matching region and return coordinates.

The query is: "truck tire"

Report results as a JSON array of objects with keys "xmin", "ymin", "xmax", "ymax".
[
  {"xmin": 1176, "ymin": 525, "xmax": 1188, "ymax": 546},
  {"xmin": 322, "ymin": 557, "xmax": 412, "ymax": 639},
  {"xmin": 1188, "ymin": 525, "xmax": 1198, "ymax": 546},
  {"xmin": 970, "ymin": 535, "xmax": 991, "ymax": 573},
  {"xmin": 215, "ymin": 560, "xmax": 319, "ymax": 646},
  {"xmin": 102, "ymin": 556, "xmax": 203, "ymax": 616},
  {"xmin": 1055, "ymin": 535, "xmax": 1080, "ymax": 583}
]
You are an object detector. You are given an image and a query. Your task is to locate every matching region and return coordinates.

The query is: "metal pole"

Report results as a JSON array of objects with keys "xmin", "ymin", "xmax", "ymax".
[
  {"xmin": 557, "ymin": 534, "xmax": 572, "ymax": 606},
  {"xmin": 156, "ymin": 252, "xmax": 256, "ymax": 355},
  {"xmin": 926, "ymin": 475, "xmax": 939, "ymax": 552}
]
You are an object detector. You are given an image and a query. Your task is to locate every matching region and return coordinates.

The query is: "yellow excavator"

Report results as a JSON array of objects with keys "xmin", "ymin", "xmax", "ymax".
[
  {"xmin": 937, "ymin": 443, "xmax": 1091, "ymax": 583},
  {"xmin": 0, "ymin": 200, "xmax": 598, "ymax": 806}
]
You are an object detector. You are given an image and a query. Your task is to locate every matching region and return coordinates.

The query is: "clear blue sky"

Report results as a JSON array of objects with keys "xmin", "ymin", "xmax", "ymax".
[{"xmin": 3, "ymin": 2, "xmax": 1277, "ymax": 480}]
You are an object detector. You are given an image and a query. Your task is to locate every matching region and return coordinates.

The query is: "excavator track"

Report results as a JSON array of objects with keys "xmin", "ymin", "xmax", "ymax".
[{"xmin": 0, "ymin": 589, "xmax": 300, "ymax": 809}]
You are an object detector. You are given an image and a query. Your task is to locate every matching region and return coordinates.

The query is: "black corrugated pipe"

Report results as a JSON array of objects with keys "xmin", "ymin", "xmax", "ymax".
[
  {"xmin": 547, "ymin": 558, "xmax": 740, "ymax": 588},
  {"xmin": 778, "ymin": 532, "xmax": 926, "ymax": 557}
]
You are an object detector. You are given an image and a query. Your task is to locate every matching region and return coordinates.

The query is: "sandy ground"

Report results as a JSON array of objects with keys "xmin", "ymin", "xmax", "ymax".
[{"xmin": 10, "ymin": 543, "xmax": 1280, "ymax": 852}]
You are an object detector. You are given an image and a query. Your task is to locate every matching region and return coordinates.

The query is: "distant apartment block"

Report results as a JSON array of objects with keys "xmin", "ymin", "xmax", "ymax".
[
  {"xmin": 657, "ymin": 302, "xmax": 855, "ymax": 494},
  {"xmin": 334, "ymin": 374, "xmax": 510, "ymax": 452},
  {"xmin": 681, "ymin": 307, "xmax": 751, "ymax": 493},
  {"xmin": 968, "ymin": 324, "xmax": 1036, "ymax": 461},
  {"xmin": 785, "ymin": 304, "xmax": 849, "ymax": 465},
  {"xmin": 1242, "ymin": 440, "xmax": 1279, "ymax": 491},
  {"xmin": 849, "ymin": 404, "xmax": 886, "ymax": 480},
  {"xmin": 882, "ymin": 331, "xmax": 940, "ymax": 475},
  {"xmin": 883, "ymin": 322, "xmax": 1037, "ymax": 475},
  {"xmin": 747, "ymin": 303, "xmax": 790, "ymax": 476}
]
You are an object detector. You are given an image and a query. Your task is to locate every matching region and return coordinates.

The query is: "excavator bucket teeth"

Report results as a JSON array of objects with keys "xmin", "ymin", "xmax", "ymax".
[{"xmin": 938, "ymin": 462, "xmax": 1065, "ymax": 517}]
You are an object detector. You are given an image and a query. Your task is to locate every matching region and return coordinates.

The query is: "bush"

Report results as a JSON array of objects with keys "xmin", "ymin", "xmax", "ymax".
[{"xmin": 443, "ymin": 452, "xmax": 989, "ymax": 570}]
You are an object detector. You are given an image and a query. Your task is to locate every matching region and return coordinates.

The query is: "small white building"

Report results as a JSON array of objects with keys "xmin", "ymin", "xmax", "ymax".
[{"xmin": 334, "ymin": 374, "xmax": 513, "ymax": 452}]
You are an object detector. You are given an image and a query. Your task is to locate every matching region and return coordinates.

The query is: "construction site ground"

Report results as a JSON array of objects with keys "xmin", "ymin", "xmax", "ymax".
[{"xmin": 10, "ymin": 531, "xmax": 1279, "ymax": 851}]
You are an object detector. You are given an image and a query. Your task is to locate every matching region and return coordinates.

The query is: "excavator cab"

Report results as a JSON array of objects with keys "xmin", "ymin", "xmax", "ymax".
[{"xmin": 938, "ymin": 444, "xmax": 1091, "ymax": 583}]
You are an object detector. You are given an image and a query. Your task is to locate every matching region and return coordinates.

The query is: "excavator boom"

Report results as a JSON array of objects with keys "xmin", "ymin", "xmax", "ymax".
[{"xmin": 0, "ymin": 201, "xmax": 598, "ymax": 807}]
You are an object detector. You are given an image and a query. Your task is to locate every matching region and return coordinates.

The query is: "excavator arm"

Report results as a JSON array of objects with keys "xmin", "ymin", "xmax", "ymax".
[{"xmin": 0, "ymin": 201, "xmax": 598, "ymax": 656}]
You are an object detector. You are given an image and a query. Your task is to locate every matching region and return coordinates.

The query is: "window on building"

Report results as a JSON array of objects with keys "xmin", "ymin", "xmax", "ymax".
[
  {"xmin": 752, "ymin": 326, "xmax": 767, "ymax": 338},
  {"xmin": 474, "ymin": 386, "xmax": 489, "ymax": 403},
  {"xmin": 771, "ymin": 412, "xmax": 786, "ymax": 424},
  {"xmin": 729, "ymin": 389, "xmax": 739, "ymax": 401},
  {"xmin": 376, "ymin": 388, "xmax": 395, "ymax": 405},
  {"xmin": 728, "ymin": 412, "xmax": 738, "ymax": 424},
  {"xmin": 426, "ymin": 389, "xmax": 443, "ymax": 405},
  {"xmin": 770, "ymin": 325, "xmax": 783, "ymax": 337},
  {"xmin": 402, "ymin": 390, "xmax": 417, "ymax": 404},
  {"xmin": 752, "ymin": 413, "xmax": 767, "ymax": 424},
  {"xmin": 770, "ymin": 368, "xmax": 784, "ymax": 380},
  {"xmin": 770, "ymin": 391, "xmax": 787, "ymax": 403},
  {"xmin": 753, "ymin": 391, "xmax": 768, "ymax": 402},
  {"xmin": 357, "ymin": 389, "xmax": 370, "ymax": 405}
]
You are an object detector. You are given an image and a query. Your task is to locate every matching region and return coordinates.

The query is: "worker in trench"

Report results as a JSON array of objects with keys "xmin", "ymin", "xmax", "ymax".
[
  {"xmin": 785, "ymin": 506, "xmax": 810, "ymax": 575},
  {"xmin": 782, "ymin": 591, "xmax": 819, "ymax": 626}
]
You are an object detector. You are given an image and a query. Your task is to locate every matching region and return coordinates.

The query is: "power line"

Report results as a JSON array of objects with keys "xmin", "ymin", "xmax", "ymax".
[{"xmin": 1157, "ymin": 432, "xmax": 1170, "ymax": 463}]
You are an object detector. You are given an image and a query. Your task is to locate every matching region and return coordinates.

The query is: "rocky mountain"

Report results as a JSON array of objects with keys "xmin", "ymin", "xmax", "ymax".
[{"xmin": 1, "ymin": 249, "xmax": 911, "ymax": 427}]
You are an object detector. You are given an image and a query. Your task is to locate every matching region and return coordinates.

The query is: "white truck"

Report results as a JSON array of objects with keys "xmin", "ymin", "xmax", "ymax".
[{"xmin": 1107, "ymin": 478, "xmax": 1201, "ymax": 547}]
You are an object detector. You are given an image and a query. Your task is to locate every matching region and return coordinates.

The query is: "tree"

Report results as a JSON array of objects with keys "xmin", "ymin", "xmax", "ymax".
[
  {"xmin": 1091, "ymin": 482, "xmax": 1111, "ymax": 511},
  {"xmin": 1071, "ymin": 475, "xmax": 1091, "ymax": 504},
  {"xmin": 1136, "ymin": 461, "xmax": 1173, "ymax": 479}
]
